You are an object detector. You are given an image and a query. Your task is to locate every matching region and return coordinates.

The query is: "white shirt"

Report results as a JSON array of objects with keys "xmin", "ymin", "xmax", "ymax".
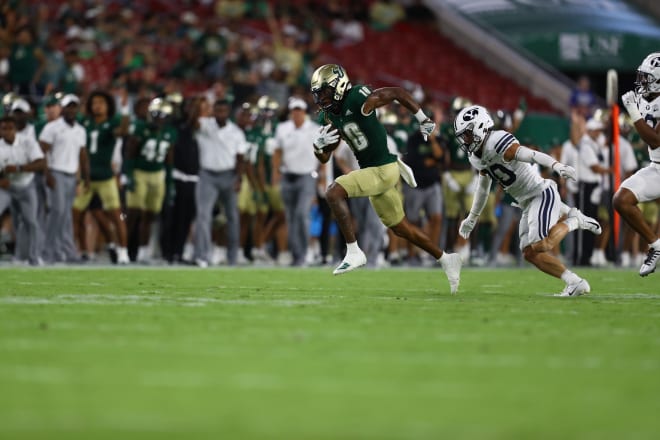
[
  {"xmin": 273, "ymin": 118, "xmax": 320, "ymax": 175},
  {"xmin": 619, "ymin": 135, "xmax": 638, "ymax": 175},
  {"xmin": 0, "ymin": 133, "xmax": 44, "ymax": 188},
  {"xmin": 196, "ymin": 117, "xmax": 247, "ymax": 172},
  {"xmin": 18, "ymin": 123, "xmax": 37, "ymax": 143},
  {"xmin": 577, "ymin": 134, "xmax": 603, "ymax": 184},
  {"xmin": 38, "ymin": 117, "xmax": 86, "ymax": 174},
  {"xmin": 560, "ymin": 140, "xmax": 579, "ymax": 193}
]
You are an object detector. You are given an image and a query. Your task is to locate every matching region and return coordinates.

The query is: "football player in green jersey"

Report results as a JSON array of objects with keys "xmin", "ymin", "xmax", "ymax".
[
  {"xmin": 310, "ymin": 64, "xmax": 462, "ymax": 293},
  {"xmin": 73, "ymin": 91, "xmax": 130, "ymax": 264},
  {"xmin": 439, "ymin": 97, "xmax": 476, "ymax": 260},
  {"xmin": 124, "ymin": 97, "xmax": 177, "ymax": 263}
]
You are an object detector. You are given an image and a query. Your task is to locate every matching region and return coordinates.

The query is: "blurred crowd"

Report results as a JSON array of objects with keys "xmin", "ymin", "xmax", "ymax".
[{"xmin": 0, "ymin": 0, "xmax": 656, "ymax": 268}]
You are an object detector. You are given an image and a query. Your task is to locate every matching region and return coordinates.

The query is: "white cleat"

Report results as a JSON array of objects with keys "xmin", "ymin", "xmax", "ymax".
[
  {"xmin": 556, "ymin": 279, "xmax": 590, "ymax": 297},
  {"xmin": 568, "ymin": 208, "xmax": 602, "ymax": 235},
  {"xmin": 639, "ymin": 247, "xmax": 660, "ymax": 277},
  {"xmin": 333, "ymin": 251, "xmax": 367, "ymax": 275},
  {"xmin": 440, "ymin": 253, "xmax": 462, "ymax": 294}
]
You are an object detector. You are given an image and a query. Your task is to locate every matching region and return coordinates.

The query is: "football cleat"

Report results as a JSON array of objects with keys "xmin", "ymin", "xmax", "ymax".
[
  {"xmin": 568, "ymin": 207, "xmax": 602, "ymax": 235},
  {"xmin": 440, "ymin": 253, "xmax": 462, "ymax": 294},
  {"xmin": 333, "ymin": 251, "xmax": 367, "ymax": 275},
  {"xmin": 556, "ymin": 279, "xmax": 590, "ymax": 297},
  {"xmin": 639, "ymin": 247, "xmax": 660, "ymax": 277}
]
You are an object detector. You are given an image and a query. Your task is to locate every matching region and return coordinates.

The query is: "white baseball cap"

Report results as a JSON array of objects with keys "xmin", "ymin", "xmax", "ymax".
[
  {"xmin": 10, "ymin": 98, "xmax": 30, "ymax": 113},
  {"xmin": 288, "ymin": 97, "xmax": 307, "ymax": 111},
  {"xmin": 585, "ymin": 118, "xmax": 604, "ymax": 130},
  {"xmin": 60, "ymin": 94, "xmax": 80, "ymax": 107}
]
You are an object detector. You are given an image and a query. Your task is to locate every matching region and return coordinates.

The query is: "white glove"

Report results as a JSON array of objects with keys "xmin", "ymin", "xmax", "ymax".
[
  {"xmin": 419, "ymin": 119, "xmax": 435, "ymax": 141},
  {"xmin": 459, "ymin": 213, "xmax": 479, "ymax": 239},
  {"xmin": 621, "ymin": 90, "xmax": 642, "ymax": 122},
  {"xmin": 552, "ymin": 162, "xmax": 577, "ymax": 181},
  {"xmin": 313, "ymin": 124, "xmax": 340, "ymax": 153},
  {"xmin": 443, "ymin": 171, "xmax": 460, "ymax": 192}
]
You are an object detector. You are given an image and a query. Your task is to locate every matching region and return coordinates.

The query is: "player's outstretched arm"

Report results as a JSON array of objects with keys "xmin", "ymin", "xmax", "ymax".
[
  {"xmin": 365, "ymin": 87, "xmax": 434, "ymax": 140},
  {"xmin": 459, "ymin": 172, "xmax": 492, "ymax": 239},
  {"xmin": 506, "ymin": 142, "xmax": 576, "ymax": 181}
]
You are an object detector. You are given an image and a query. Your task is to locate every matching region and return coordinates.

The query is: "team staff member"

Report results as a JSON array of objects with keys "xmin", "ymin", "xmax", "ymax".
[
  {"xmin": 272, "ymin": 97, "xmax": 321, "ymax": 267},
  {"xmin": 0, "ymin": 116, "xmax": 46, "ymax": 265},
  {"xmin": 194, "ymin": 98, "xmax": 247, "ymax": 267},
  {"xmin": 39, "ymin": 94, "xmax": 90, "ymax": 263}
]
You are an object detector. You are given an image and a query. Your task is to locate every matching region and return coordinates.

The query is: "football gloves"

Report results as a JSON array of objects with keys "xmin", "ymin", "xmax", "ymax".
[
  {"xmin": 419, "ymin": 119, "xmax": 435, "ymax": 141},
  {"xmin": 459, "ymin": 213, "xmax": 479, "ymax": 239},
  {"xmin": 314, "ymin": 124, "xmax": 340, "ymax": 153},
  {"xmin": 621, "ymin": 90, "xmax": 642, "ymax": 122},
  {"xmin": 552, "ymin": 162, "xmax": 577, "ymax": 181}
]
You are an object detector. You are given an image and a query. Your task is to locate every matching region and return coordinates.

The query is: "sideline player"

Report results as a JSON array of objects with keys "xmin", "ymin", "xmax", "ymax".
[
  {"xmin": 309, "ymin": 64, "xmax": 462, "ymax": 293},
  {"xmin": 453, "ymin": 105, "xmax": 601, "ymax": 296},
  {"xmin": 614, "ymin": 52, "xmax": 660, "ymax": 277}
]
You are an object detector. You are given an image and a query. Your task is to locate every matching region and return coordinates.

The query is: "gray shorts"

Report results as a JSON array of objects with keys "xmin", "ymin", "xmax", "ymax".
[{"xmin": 403, "ymin": 182, "xmax": 443, "ymax": 223}]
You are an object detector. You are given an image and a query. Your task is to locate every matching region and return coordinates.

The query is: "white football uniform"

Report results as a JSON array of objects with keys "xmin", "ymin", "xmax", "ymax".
[
  {"xmin": 620, "ymin": 95, "xmax": 660, "ymax": 203},
  {"xmin": 469, "ymin": 130, "xmax": 559, "ymax": 250}
]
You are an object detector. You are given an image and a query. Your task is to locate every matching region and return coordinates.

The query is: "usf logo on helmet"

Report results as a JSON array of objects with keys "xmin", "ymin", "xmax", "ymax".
[
  {"xmin": 310, "ymin": 64, "xmax": 352, "ymax": 114},
  {"xmin": 635, "ymin": 52, "xmax": 660, "ymax": 98},
  {"xmin": 453, "ymin": 105, "xmax": 494, "ymax": 155}
]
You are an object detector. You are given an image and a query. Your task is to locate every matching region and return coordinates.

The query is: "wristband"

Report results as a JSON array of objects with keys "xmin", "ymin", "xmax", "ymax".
[
  {"xmin": 414, "ymin": 108, "xmax": 428, "ymax": 123},
  {"xmin": 627, "ymin": 106, "xmax": 642, "ymax": 123}
]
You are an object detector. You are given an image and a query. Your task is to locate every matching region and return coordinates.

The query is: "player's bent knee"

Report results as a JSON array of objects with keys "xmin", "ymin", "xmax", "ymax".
[
  {"xmin": 531, "ymin": 239, "xmax": 552, "ymax": 253},
  {"xmin": 325, "ymin": 182, "xmax": 347, "ymax": 201},
  {"xmin": 523, "ymin": 246, "xmax": 537, "ymax": 262}
]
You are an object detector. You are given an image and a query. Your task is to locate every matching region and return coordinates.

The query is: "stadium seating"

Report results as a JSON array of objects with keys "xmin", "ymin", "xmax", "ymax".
[{"xmin": 320, "ymin": 22, "xmax": 556, "ymax": 112}]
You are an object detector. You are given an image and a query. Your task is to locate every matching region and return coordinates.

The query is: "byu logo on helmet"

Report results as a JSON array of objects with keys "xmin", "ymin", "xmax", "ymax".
[{"xmin": 462, "ymin": 108, "xmax": 479, "ymax": 122}]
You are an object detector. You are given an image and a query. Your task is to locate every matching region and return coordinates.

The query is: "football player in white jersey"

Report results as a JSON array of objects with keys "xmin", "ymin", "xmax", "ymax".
[
  {"xmin": 614, "ymin": 52, "xmax": 660, "ymax": 277},
  {"xmin": 454, "ymin": 105, "xmax": 602, "ymax": 297}
]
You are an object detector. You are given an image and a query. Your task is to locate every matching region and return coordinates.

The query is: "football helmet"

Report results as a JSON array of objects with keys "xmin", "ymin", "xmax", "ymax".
[
  {"xmin": 454, "ymin": 105, "xmax": 494, "ymax": 155},
  {"xmin": 450, "ymin": 96, "xmax": 473, "ymax": 116},
  {"xmin": 492, "ymin": 109, "xmax": 511, "ymax": 131},
  {"xmin": 635, "ymin": 52, "xmax": 660, "ymax": 98},
  {"xmin": 257, "ymin": 95, "xmax": 279, "ymax": 113},
  {"xmin": 147, "ymin": 98, "xmax": 174, "ymax": 122},
  {"xmin": 2, "ymin": 92, "xmax": 19, "ymax": 113},
  {"xmin": 310, "ymin": 64, "xmax": 352, "ymax": 114}
]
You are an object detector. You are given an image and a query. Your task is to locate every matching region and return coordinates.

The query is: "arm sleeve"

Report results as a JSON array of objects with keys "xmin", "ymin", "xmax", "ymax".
[
  {"xmin": 469, "ymin": 173, "xmax": 492, "ymax": 217},
  {"xmin": 513, "ymin": 145, "xmax": 557, "ymax": 169}
]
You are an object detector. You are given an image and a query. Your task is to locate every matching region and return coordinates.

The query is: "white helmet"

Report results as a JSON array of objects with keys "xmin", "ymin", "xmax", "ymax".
[
  {"xmin": 635, "ymin": 52, "xmax": 660, "ymax": 98},
  {"xmin": 454, "ymin": 105, "xmax": 494, "ymax": 154}
]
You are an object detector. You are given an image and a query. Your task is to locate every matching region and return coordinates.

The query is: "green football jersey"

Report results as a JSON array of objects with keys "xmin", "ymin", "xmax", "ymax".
[
  {"xmin": 319, "ymin": 85, "xmax": 396, "ymax": 168},
  {"xmin": 439, "ymin": 122, "xmax": 471, "ymax": 170},
  {"xmin": 246, "ymin": 125, "xmax": 274, "ymax": 184},
  {"xmin": 83, "ymin": 115, "xmax": 121, "ymax": 181},
  {"xmin": 130, "ymin": 120, "xmax": 178, "ymax": 172}
]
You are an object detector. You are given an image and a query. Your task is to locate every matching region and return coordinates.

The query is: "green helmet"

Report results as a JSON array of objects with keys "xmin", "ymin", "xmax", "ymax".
[{"xmin": 310, "ymin": 64, "xmax": 352, "ymax": 114}]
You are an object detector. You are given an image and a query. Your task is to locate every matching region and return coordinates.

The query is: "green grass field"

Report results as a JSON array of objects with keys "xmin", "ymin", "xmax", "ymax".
[{"xmin": 1, "ymin": 266, "xmax": 659, "ymax": 439}]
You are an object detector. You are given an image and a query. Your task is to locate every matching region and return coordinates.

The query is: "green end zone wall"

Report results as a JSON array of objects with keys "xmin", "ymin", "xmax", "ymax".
[
  {"xmin": 445, "ymin": 0, "xmax": 660, "ymax": 72},
  {"xmin": 515, "ymin": 113, "xmax": 570, "ymax": 151}
]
